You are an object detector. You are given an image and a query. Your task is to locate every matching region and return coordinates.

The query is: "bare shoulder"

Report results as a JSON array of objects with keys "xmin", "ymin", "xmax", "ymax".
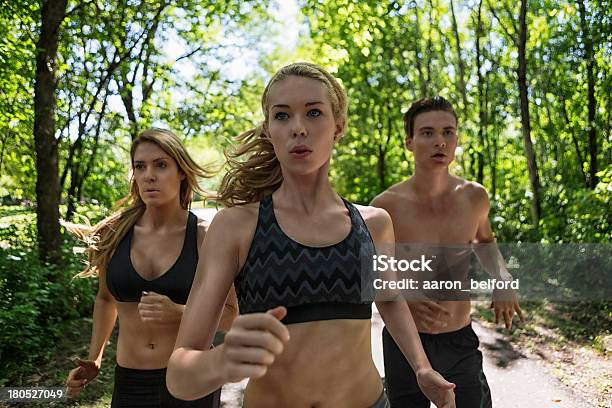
[
  {"xmin": 370, "ymin": 181, "xmax": 409, "ymax": 210},
  {"xmin": 210, "ymin": 202, "xmax": 259, "ymax": 230},
  {"xmin": 354, "ymin": 204, "xmax": 393, "ymax": 242},
  {"xmin": 454, "ymin": 176, "xmax": 490, "ymax": 208},
  {"xmin": 195, "ymin": 203, "xmax": 261, "ymax": 262}
]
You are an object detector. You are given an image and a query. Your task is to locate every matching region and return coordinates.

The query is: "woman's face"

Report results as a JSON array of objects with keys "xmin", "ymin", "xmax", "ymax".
[
  {"xmin": 132, "ymin": 141, "xmax": 185, "ymax": 207},
  {"xmin": 266, "ymin": 76, "xmax": 345, "ymax": 176}
]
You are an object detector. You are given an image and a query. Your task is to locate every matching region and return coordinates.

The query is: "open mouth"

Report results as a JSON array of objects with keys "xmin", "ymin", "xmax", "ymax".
[
  {"xmin": 431, "ymin": 153, "xmax": 446, "ymax": 158},
  {"xmin": 290, "ymin": 145, "xmax": 312, "ymax": 154},
  {"xmin": 290, "ymin": 145, "xmax": 312, "ymax": 157}
]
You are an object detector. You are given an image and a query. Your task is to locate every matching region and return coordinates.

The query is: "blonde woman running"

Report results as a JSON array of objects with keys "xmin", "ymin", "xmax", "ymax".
[{"xmin": 167, "ymin": 64, "xmax": 456, "ymax": 408}]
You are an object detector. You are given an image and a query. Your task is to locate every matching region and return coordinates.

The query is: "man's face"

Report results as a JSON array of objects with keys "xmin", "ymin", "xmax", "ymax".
[{"xmin": 406, "ymin": 110, "xmax": 458, "ymax": 169}]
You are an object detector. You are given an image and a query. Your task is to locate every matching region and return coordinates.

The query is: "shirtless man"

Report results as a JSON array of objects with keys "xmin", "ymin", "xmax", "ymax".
[{"xmin": 371, "ymin": 96, "xmax": 524, "ymax": 408}]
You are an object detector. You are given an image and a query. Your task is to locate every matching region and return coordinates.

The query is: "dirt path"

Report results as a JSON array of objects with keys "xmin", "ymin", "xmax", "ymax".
[{"xmin": 473, "ymin": 321, "xmax": 597, "ymax": 408}]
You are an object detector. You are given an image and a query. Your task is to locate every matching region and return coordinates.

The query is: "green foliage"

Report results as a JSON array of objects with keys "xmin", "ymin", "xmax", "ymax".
[
  {"xmin": 78, "ymin": 141, "xmax": 130, "ymax": 208},
  {"xmin": 301, "ymin": 0, "xmax": 611, "ymax": 241},
  {"xmin": 0, "ymin": 206, "xmax": 99, "ymax": 385},
  {"xmin": 0, "ymin": 0, "xmax": 37, "ymax": 204},
  {"xmin": 476, "ymin": 300, "xmax": 611, "ymax": 352},
  {"xmin": 537, "ymin": 165, "xmax": 612, "ymax": 242},
  {"xmin": 0, "ymin": 0, "xmax": 272, "ymax": 210},
  {"xmin": 302, "ymin": 1, "xmax": 423, "ymax": 201}
]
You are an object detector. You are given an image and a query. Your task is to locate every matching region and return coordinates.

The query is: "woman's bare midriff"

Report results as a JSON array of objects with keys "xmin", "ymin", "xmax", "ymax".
[
  {"xmin": 243, "ymin": 319, "xmax": 383, "ymax": 408},
  {"xmin": 115, "ymin": 302, "xmax": 180, "ymax": 369}
]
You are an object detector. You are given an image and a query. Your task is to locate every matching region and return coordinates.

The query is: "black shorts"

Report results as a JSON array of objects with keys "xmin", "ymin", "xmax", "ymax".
[
  {"xmin": 382, "ymin": 323, "xmax": 492, "ymax": 408},
  {"xmin": 111, "ymin": 365, "xmax": 221, "ymax": 408}
]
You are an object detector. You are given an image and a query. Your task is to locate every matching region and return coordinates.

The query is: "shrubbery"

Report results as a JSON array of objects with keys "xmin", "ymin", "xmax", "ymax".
[{"xmin": 0, "ymin": 206, "xmax": 102, "ymax": 385}]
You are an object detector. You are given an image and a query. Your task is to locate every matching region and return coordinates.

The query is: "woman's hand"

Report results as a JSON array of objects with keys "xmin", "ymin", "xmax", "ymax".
[
  {"xmin": 220, "ymin": 306, "xmax": 290, "ymax": 383},
  {"xmin": 65, "ymin": 357, "xmax": 100, "ymax": 398},
  {"xmin": 138, "ymin": 291, "xmax": 184, "ymax": 324},
  {"xmin": 416, "ymin": 368, "xmax": 456, "ymax": 408}
]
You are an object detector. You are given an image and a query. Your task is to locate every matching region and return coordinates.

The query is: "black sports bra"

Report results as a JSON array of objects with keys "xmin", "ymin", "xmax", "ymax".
[
  {"xmin": 234, "ymin": 195, "xmax": 376, "ymax": 325},
  {"xmin": 106, "ymin": 212, "xmax": 198, "ymax": 304}
]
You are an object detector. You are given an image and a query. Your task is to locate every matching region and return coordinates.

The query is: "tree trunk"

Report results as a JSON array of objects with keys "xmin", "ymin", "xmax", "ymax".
[
  {"xmin": 450, "ymin": 0, "xmax": 469, "ymax": 119},
  {"xmin": 65, "ymin": 164, "xmax": 81, "ymax": 221},
  {"xmin": 119, "ymin": 83, "xmax": 140, "ymax": 141},
  {"xmin": 561, "ymin": 96, "xmax": 589, "ymax": 186},
  {"xmin": 475, "ymin": 0, "xmax": 486, "ymax": 185},
  {"xmin": 518, "ymin": 0, "xmax": 541, "ymax": 229},
  {"xmin": 34, "ymin": 0, "xmax": 67, "ymax": 264},
  {"xmin": 425, "ymin": 5, "xmax": 434, "ymax": 88},
  {"xmin": 117, "ymin": 2, "xmax": 165, "ymax": 141},
  {"xmin": 491, "ymin": 123, "xmax": 498, "ymax": 200},
  {"xmin": 0, "ymin": 130, "xmax": 7, "ymax": 175},
  {"xmin": 542, "ymin": 95, "xmax": 559, "ymax": 163},
  {"xmin": 607, "ymin": 85, "xmax": 611, "ymax": 167},
  {"xmin": 413, "ymin": 6, "xmax": 427, "ymax": 97},
  {"xmin": 578, "ymin": 0, "xmax": 598, "ymax": 188},
  {"xmin": 378, "ymin": 144, "xmax": 386, "ymax": 190},
  {"xmin": 75, "ymin": 96, "xmax": 108, "ymax": 208}
]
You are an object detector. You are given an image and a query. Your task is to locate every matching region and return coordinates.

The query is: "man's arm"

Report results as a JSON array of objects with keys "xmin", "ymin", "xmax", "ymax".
[{"xmin": 472, "ymin": 186, "xmax": 524, "ymax": 329}]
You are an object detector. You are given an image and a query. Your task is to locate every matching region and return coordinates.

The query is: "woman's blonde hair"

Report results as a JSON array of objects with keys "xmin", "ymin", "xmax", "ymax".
[
  {"xmin": 216, "ymin": 62, "xmax": 348, "ymax": 207},
  {"xmin": 66, "ymin": 128, "xmax": 214, "ymax": 278}
]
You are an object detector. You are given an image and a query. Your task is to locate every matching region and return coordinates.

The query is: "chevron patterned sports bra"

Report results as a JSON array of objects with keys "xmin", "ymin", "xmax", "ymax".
[{"xmin": 234, "ymin": 195, "xmax": 376, "ymax": 325}]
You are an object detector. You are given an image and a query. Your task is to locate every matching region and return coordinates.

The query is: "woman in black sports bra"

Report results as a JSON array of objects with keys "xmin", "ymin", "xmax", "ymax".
[
  {"xmin": 64, "ymin": 128, "xmax": 237, "ymax": 407},
  {"xmin": 167, "ymin": 63, "xmax": 455, "ymax": 408}
]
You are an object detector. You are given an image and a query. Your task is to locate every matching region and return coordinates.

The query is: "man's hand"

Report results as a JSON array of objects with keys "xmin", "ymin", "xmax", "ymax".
[
  {"xmin": 408, "ymin": 301, "xmax": 451, "ymax": 334},
  {"xmin": 490, "ymin": 288, "xmax": 525, "ymax": 329}
]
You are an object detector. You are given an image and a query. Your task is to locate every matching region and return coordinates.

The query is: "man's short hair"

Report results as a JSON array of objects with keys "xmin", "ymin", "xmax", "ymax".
[{"xmin": 403, "ymin": 96, "xmax": 458, "ymax": 139}]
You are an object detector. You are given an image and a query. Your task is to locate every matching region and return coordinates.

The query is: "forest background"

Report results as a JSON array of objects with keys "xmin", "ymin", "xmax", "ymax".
[{"xmin": 0, "ymin": 0, "xmax": 610, "ymax": 404}]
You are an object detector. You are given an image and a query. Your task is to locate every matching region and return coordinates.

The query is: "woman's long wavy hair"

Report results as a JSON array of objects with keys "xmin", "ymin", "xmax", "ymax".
[
  {"xmin": 216, "ymin": 62, "xmax": 348, "ymax": 207},
  {"xmin": 65, "ymin": 128, "xmax": 214, "ymax": 278}
]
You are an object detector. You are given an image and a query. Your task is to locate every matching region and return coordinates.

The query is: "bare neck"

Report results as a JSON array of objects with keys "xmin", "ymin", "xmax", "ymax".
[
  {"xmin": 274, "ymin": 163, "xmax": 342, "ymax": 215},
  {"xmin": 140, "ymin": 201, "xmax": 188, "ymax": 231},
  {"xmin": 410, "ymin": 167, "xmax": 453, "ymax": 199}
]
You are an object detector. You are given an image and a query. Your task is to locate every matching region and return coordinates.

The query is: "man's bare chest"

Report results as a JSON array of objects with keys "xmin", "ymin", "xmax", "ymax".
[{"xmin": 391, "ymin": 202, "xmax": 479, "ymax": 244}]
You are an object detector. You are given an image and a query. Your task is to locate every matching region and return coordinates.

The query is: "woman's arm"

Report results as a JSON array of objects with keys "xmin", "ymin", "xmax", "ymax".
[
  {"xmin": 364, "ymin": 207, "xmax": 432, "ymax": 372},
  {"xmin": 87, "ymin": 271, "xmax": 118, "ymax": 364},
  {"xmin": 66, "ymin": 268, "xmax": 117, "ymax": 397},
  {"xmin": 218, "ymin": 285, "xmax": 238, "ymax": 333},
  {"xmin": 166, "ymin": 207, "xmax": 289, "ymax": 400},
  {"xmin": 196, "ymin": 216, "xmax": 238, "ymax": 334}
]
